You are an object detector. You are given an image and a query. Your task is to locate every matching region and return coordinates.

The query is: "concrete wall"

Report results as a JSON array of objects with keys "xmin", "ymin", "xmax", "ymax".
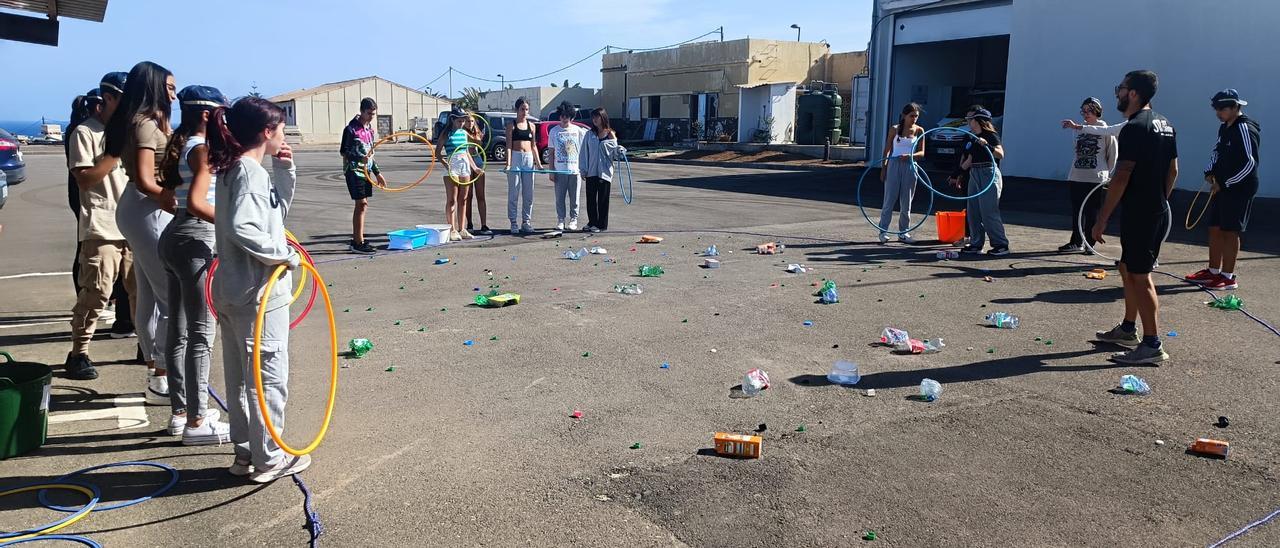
[
  {"xmin": 277, "ymin": 78, "xmax": 451, "ymax": 144},
  {"xmin": 480, "ymin": 86, "xmax": 600, "ymax": 119}
]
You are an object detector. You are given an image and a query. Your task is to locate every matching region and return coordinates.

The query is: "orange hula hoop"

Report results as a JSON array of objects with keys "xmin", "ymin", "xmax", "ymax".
[{"xmin": 362, "ymin": 131, "xmax": 435, "ymax": 192}]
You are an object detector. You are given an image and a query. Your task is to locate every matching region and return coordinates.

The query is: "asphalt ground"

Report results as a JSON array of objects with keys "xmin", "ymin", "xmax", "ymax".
[{"xmin": 2, "ymin": 148, "xmax": 1279, "ymax": 547}]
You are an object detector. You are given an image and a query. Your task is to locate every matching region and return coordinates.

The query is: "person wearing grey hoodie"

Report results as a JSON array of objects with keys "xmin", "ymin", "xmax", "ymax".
[
  {"xmin": 579, "ymin": 108, "xmax": 626, "ymax": 232},
  {"xmin": 207, "ymin": 97, "xmax": 310, "ymax": 484}
]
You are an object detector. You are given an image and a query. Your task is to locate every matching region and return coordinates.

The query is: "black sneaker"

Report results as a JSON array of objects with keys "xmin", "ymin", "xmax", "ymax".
[
  {"xmin": 466, "ymin": 222, "xmax": 474, "ymax": 231},
  {"xmin": 987, "ymin": 246, "xmax": 1010, "ymax": 256},
  {"xmin": 1058, "ymin": 243, "xmax": 1083, "ymax": 253},
  {"xmin": 64, "ymin": 353, "xmax": 99, "ymax": 380},
  {"xmin": 110, "ymin": 319, "xmax": 136, "ymax": 339},
  {"xmin": 960, "ymin": 245, "xmax": 982, "ymax": 254},
  {"xmin": 587, "ymin": 226, "xmax": 602, "ymax": 234},
  {"xmin": 476, "ymin": 226, "xmax": 493, "ymax": 236},
  {"xmin": 349, "ymin": 240, "xmax": 377, "ymax": 254}
]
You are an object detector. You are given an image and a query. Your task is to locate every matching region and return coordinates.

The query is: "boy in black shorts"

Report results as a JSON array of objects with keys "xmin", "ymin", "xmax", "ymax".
[
  {"xmin": 1091, "ymin": 70, "xmax": 1178, "ymax": 365},
  {"xmin": 1184, "ymin": 89, "xmax": 1259, "ymax": 291},
  {"xmin": 340, "ymin": 97, "xmax": 387, "ymax": 254}
]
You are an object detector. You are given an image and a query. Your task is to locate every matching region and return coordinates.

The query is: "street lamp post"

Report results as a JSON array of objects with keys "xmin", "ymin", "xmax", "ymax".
[
  {"xmin": 498, "ymin": 74, "xmax": 504, "ymax": 90},
  {"xmin": 790, "ymin": 24, "xmax": 801, "ymax": 42}
]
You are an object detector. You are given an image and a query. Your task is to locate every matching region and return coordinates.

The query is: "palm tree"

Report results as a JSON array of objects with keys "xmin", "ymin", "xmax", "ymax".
[{"xmin": 456, "ymin": 87, "xmax": 485, "ymax": 111}]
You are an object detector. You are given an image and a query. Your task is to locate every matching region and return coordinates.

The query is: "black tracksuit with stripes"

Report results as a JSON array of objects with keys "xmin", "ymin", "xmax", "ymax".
[{"xmin": 1204, "ymin": 114, "xmax": 1260, "ymax": 231}]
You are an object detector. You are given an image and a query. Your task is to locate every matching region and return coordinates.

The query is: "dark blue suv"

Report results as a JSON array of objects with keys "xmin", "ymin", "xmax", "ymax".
[{"xmin": 0, "ymin": 129, "xmax": 27, "ymax": 185}]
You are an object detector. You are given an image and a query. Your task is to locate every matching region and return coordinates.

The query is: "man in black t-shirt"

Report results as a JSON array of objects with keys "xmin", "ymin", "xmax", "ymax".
[{"xmin": 1091, "ymin": 70, "xmax": 1178, "ymax": 365}]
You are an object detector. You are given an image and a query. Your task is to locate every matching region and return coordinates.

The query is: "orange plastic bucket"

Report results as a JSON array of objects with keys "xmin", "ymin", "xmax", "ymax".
[{"xmin": 936, "ymin": 210, "xmax": 966, "ymax": 243}]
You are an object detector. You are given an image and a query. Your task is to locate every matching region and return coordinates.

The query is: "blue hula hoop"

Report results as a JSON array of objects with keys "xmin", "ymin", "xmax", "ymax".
[
  {"xmin": 0, "ymin": 535, "xmax": 102, "ymax": 547},
  {"xmin": 856, "ymin": 156, "xmax": 935, "ymax": 236},
  {"xmin": 616, "ymin": 151, "xmax": 634, "ymax": 205},
  {"xmin": 0, "ymin": 481, "xmax": 99, "ymax": 541},
  {"xmin": 910, "ymin": 126, "xmax": 998, "ymax": 201},
  {"xmin": 39, "ymin": 461, "xmax": 179, "ymax": 512}
]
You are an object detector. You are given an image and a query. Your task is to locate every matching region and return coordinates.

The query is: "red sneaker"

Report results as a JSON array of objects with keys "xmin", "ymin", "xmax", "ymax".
[
  {"xmin": 1185, "ymin": 269, "xmax": 1216, "ymax": 282},
  {"xmin": 1201, "ymin": 274, "xmax": 1239, "ymax": 290}
]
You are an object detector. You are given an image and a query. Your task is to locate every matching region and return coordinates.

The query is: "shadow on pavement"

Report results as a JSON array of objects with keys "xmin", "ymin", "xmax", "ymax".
[{"xmin": 788, "ymin": 348, "xmax": 1127, "ymax": 390}]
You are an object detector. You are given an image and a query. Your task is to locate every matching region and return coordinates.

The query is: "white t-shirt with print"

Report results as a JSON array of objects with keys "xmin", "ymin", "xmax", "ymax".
[{"xmin": 548, "ymin": 124, "xmax": 587, "ymax": 174}]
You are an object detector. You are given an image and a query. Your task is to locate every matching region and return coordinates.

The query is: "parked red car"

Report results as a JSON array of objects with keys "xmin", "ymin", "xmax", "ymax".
[{"xmin": 535, "ymin": 120, "xmax": 591, "ymax": 165}]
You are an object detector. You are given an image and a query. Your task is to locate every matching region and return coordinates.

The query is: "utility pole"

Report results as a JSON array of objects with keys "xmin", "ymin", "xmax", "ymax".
[
  {"xmin": 449, "ymin": 67, "xmax": 453, "ymax": 99},
  {"xmin": 718, "ymin": 26, "xmax": 724, "ymax": 42}
]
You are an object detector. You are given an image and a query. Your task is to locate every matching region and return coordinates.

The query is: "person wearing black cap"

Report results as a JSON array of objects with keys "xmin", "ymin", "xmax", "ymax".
[
  {"xmin": 949, "ymin": 107, "xmax": 1008, "ymax": 256},
  {"xmin": 1058, "ymin": 97, "xmax": 1118, "ymax": 253},
  {"xmin": 1185, "ymin": 89, "xmax": 1260, "ymax": 291},
  {"xmin": 156, "ymin": 85, "xmax": 232, "ymax": 444},
  {"xmin": 1091, "ymin": 69, "xmax": 1178, "ymax": 365},
  {"xmin": 63, "ymin": 72, "xmax": 132, "ymax": 380}
]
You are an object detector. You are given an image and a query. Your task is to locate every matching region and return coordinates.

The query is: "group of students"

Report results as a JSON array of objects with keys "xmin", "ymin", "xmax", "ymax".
[
  {"xmin": 63, "ymin": 61, "xmax": 311, "ymax": 483},
  {"xmin": 342, "ymin": 99, "xmax": 625, "ymax": 250},
  {"xmin": 876, "ymin": 69, "xmax": 1261, "ymax": 365}
]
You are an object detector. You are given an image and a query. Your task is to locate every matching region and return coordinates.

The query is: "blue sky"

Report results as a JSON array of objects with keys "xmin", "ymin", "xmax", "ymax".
[{"xmin": 0, "ymin": 0, "xmax": 872, "ymax": 120}]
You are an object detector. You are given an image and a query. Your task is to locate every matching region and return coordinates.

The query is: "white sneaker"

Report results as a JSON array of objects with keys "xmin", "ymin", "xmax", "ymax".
[
  {"xmin": 146, "ymin": 374, "xmax": 170, "ymax": 406},
  {"xmin": 899, "ymin": 232, "xmax": 916, "ymax": 244},
  {"xmin": 168, "ymin": 408, "xmax": 220, "ymax": 436},
  {"xmin": 183, "ymin": 417, "xmax": 231, "ymax": 446},
  {"xmin": 459, "ymin": 229, "xmax": 474, "ymax": 240},
  {"xmin": 449, "ymin": 230, "xmax": 461, "ymax": 242},
  {"xmin": 250, "ymin": 454, "xmax": 312, "ymax": 484},
  {"xmin": 228, "ymin": 459, "xmax": 254, "ymax": 477},
  {"xmin": 568, "ymin": 220, "xmax": 579, "ymax": 231},
  {"xmin": 877, "ymin": 232, "xmax": 890, "ymax": 244},
  {"xmin": 555, "ymin": 221, "xmax": 565, "ymax": 231}
]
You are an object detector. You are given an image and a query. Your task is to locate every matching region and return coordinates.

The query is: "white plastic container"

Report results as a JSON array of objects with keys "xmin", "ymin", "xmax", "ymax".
[{"xmin": 415, "ymin": 224, "xmax": 452, "ymax": 245}]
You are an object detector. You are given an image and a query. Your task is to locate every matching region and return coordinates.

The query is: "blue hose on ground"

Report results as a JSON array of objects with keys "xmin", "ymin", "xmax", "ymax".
[
  {"xmin": 207, "ymin": 388, "xmax": 324, "ymax": 546},
  {"xmin": 1207, "ymin": 506, "xmax": 1280, "ymax": 547},
  {"xmin": 0, "ymin": 535, "xmax": 102, "ymax": 547}
]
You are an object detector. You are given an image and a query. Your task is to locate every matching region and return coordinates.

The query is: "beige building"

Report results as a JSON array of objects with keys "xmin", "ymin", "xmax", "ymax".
[
  {"xmin": 600, "ymin": 38, "xmax": 865, "ymax": 141},
  {"xmin": 479, "ymin": 86, "xmax": 601, "ymax": 119},
  {"xmin": 270, "ymin": 76, "xmax": 452, "ymax": 144}
]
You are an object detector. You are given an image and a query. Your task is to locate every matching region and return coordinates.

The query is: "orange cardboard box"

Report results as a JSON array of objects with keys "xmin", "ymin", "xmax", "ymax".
[
  {"xmin": 714, "ymin": 432, "xmax": 762, "ymax": 459},
  {"xmin": 1190, "ymin": 438, "xmax": 1230, "ymax": 458},
  {"xmin": 639, "ymin": 235, "xmax": 664, "ymax": 243}
]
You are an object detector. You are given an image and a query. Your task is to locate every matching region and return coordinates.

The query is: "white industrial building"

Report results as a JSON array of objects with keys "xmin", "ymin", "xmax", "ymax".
[
  {"xmin": 270, "ymin": 76, "xmax": 452, "ymax": 144},
  {"xmin": 479, "ymin": 86, "xmax": 600, "ymax": 119},
  {"xmin": 866, "ymin": 0, "xmax": 1278, "ymax": 196}
]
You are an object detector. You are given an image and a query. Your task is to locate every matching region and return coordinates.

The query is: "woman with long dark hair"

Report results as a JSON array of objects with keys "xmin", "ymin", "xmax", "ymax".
[
  {"xmin": 504, "ymin": 97, "xmax": 542, "ymax": 234},
  {"xmin": 105, "ymin": 61, "xmax": 177, "ymax": 407},
  {"xmin": 949, "ymin": 108, "xmax": 1009, "ymax": 256},
  {"xmin": 877, "ymin": 102, "xmax": 925, "ymax": 243},
  {"xmin": 207, "ymin": 96, "xmax": 309, "ymax": 482},
  {"xmin": 579, "ymin": 107, "xmax": 625, "ymax": 232},
  {"xmin": 461, "ymin": 114, "xmax": 491, "ymax": 235},
  {"xmin": 67, "ymin": 90, "xmax": 104, "ymax": 295},
  {"xmin": 157, "ymin": 85, "xmax": 231, "ymax": 445},
  {"xmin": 434, "ymin": 106, "xmax": 483, "ymax": 240}
]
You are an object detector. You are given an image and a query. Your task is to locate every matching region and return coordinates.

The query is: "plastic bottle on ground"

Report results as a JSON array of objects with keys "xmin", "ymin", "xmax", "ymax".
[
  {"xmin": 895, "ymin": 338, "xmax": 945, "ymax": 354},
  {"xmin": 827, "ymin": 361, "xmax": 860, "ymax": 385},
  {"xmin": 1120, "ymin": 374, "xmax": 1150, "ymax": 395},
  {"xmin": 880, "ymin": 327, "xmax": 910, "ymax": 346},
  {"xmin": 613, "ymin": 283, "xmax": 643, "ymax": 295},
  {"xmin": 705, "ymin": 245, "xmax": 719, "ymax": 256},
  {"xmin": 638, "ymin": 265, "xmax": 665, "ymax": 277},
  {"xmin": 920, "ymin": 378, "xmax": 942, "ymax": 401},
  {"xmin": 742, "ymin": 368, "xmax": 770, "ymax": 396},
  {"xmin": 820, "ymin": 282, "xmax": 839, "ymax": 304},
  {"xmin": 985, "ymin": 312, "xmax": 1020, "ymax": 329},
  {"xmin": 564, "ymin": 247, "xmax": 588, "ymax": 260}
]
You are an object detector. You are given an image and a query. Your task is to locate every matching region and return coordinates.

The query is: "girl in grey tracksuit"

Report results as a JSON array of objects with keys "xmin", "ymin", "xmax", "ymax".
[{"xmin": 209, "ymin": 97, "xmax": 309, "ymax": 483}]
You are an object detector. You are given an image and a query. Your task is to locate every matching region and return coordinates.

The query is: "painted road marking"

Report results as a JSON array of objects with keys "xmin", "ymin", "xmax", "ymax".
[
  {"xmin": 0, "ymin": 271, "xmax": 73, "ymax": 280},
  {"xmin": 48, "ymin": 394, "xmax": 150, "ymax": 430}
]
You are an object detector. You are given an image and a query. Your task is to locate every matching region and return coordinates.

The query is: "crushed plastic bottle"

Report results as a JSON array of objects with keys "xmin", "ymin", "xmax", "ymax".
[
  {"xmin": 786, "ymin": 264, "xmax": 808, "ymax": 274},
  {"xmin": 880, "ymin": 327, "xmax": 910, "ymax": 346},
  {"xmin": 613, "ymin": 283, "xmax": 643, "ymax": 295},
  {"xmin": 935, "ymin": 250, "xmax": 959, "ymax": 260},
  {"xmin": 985, "ymin": 312, "xmax": 1020, "ymax": 329},
  {"xmin": 920, "ymin": 378, "xmax": 942, "ymax": 401},
  {"xmin": 564, "ymin": 247, "xmax": 588, "ymax": 260},
  {"xmin": 827, "ymin": 360, "xmax": 860, "ymax": 385},
  {"xmin": 348, "ymin": 338, "xmax": 373, "ymax": 358},
  {"xmin": 819, "ymin": 282, "xmax": 839, "ymax": 304},
  {"xmin": 638, "ymin": 265, "xmax": 665, "ymax": 277},
  {"xmin": 895, "ymin": 338, "xmax": 945, "ymax": 354},
  {"xmin": 704, "ymin": 245, "xmax": 719, "ymax": 256},
  {"xmin": 434, "ymin": 258, "xmax": 450, "ymax": 265},
  {"xmin": 589, "ymin": 246, "xmax": 608, "ymax": 255},
  {"xmin": 1208, "ymin": 294, "xmax": 1243, "ymax": 310},
  {"xmin": 742, "ymin": 368, "xmax": 771, "ymax": 396},
  {"xmin": 1119, "ymin": 374, "xmax": 1150, "ymax": 395}
]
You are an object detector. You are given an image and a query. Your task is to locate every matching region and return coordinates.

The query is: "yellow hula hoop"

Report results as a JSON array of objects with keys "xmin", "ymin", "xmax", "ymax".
[
  {"xmin": 0, "ymin": 483, "xmax": 97, "ymax": 542},
  {"xmin": 447, "ymin": 142, "xmax": 486, "ymax": 186},
  {"xmin": 361, "ymin": 131, "xmax": 436, "ymax": 192},
  {"xmin": 252, "ymin": 262, "xmax": 338, "ymax": 457},
  {"xmin": 284, "ymin": 229, "xmax": 306, "ymax": 304},
  {"xmin": 1185, "ymin": 182, "xmax": 1216, "ymax": 230}
]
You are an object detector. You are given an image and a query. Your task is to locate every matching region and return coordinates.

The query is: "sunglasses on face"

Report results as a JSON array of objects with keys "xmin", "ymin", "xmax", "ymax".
[{"xmin": 1114, "ymin": 85, "xmax": 1129, "ymax": 95}]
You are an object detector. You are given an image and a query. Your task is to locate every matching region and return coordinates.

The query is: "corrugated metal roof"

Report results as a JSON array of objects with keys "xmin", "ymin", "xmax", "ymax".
[
  {"xmin": 737, "ymin": 81, "xmax": 799, "ymax": 89},
  {"xmin": 268, "ymin": 75, "xmax": 451, "ymax": 103},
  {"xmin": 0, "ymin": 0, "xmax": 109, "ymax": 22}
]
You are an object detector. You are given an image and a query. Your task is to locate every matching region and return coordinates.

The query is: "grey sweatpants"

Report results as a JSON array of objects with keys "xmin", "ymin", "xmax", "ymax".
[
  {"xmin": 115, "ymin": 185, "xmax": 174, "ymax": 378},
  {"xmin": 218, "ymin": 302, "xmax": 290, "ymax": 469},
  {"xmin": 878, "ymin": 158, "xmax": 917, "ymax": 232},
  {"xmin": 160, "ymin": 213, "xmax": 215, "ymax": 418},
  {"xmin": 507, "ymin": 152, "xmax": 535, "ymax": 225},
  {"xmin": 553, "ymin": 172, "xmax": 581, "ymax": 224},
  {"xmin": 966, "ymin": 165, "xmax": 1008, "ymax": 249}
]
